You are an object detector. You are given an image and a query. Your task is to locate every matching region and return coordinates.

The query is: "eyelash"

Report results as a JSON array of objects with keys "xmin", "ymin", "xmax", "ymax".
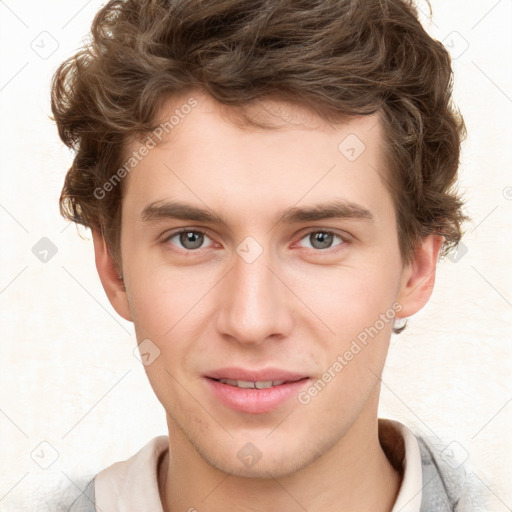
[{"xmin": 161, "ymin": 228, "xmax": 349, "ymax": 253}]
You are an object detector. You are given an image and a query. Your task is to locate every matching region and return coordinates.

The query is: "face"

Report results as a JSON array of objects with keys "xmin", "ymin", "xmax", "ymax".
[{"xmin": 95, "ymin": 91, "xmax": 439, "ymax": 478}]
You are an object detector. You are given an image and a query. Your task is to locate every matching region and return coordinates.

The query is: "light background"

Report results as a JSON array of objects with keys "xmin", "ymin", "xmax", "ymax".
[{"xmin": 0, "ymin": 0, "xmax": 510, "ymax": 510}]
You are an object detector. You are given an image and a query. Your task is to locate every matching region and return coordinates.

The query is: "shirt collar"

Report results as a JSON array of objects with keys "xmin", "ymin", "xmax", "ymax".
[{"xmin": 379, "ymin": 419, "xmax": 423, "ymax": 512}]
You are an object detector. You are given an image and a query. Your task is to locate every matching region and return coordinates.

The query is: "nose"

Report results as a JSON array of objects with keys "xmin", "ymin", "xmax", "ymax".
[{"xmin": 215, "ymin": 245, "xmax": 294, "ymax": 345}]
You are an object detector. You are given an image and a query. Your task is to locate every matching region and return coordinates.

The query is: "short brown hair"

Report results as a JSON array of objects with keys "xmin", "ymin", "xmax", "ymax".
[{"xmin": 52, "ymin": 0, "xmax": 466, "ymax": 271}]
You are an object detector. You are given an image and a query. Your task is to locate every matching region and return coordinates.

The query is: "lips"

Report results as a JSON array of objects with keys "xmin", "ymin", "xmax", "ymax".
[{"xmin": 204, "ymin": 367, "xmax": 310, "ymax": 414}]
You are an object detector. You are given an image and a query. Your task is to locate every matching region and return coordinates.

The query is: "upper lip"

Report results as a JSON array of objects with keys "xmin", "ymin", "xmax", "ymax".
[{"xmin": 205, "ymin": 367, "xmax": 308, "ymax": 382}]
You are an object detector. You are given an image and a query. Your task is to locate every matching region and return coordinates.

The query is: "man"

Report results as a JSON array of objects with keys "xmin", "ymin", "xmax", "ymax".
[{"xmin": 52, "ymin": 0, "xmax": 484, "ymax": 510}]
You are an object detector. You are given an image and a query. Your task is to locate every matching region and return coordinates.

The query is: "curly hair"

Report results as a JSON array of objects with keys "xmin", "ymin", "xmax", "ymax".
[{"xmin": 52, "ymin": 0, "xmax": 466, "ymax": 274}]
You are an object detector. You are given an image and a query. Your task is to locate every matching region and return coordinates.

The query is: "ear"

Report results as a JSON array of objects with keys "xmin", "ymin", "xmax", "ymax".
[
  {"xmin": 396, "ymin": 235, "xmax": 444, "ymax": 318},
  {"xmin": 91, "ymin": 229, "xmax": 132, "ymax": 322}
]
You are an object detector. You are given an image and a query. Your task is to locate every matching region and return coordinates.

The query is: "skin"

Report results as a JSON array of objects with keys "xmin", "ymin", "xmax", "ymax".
[{"xmin": 93, "ymin": 91, "xmax": 443, "ymax": 512}]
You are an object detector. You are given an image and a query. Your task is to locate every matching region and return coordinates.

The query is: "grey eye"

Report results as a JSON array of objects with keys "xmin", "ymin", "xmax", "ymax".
[
  {"xmin": 167, "ymin": 230, "xmax": 210, "ymax": 250},
  {"xmin": 180, "ymin": 231, "xmax": 204, "ymax": 250},
  {"xmin": 298, "ymin": 231, "xmax": 343, "ymax": 250}
]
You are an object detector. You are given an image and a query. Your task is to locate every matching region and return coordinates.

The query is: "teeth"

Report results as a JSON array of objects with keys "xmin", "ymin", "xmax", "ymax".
[
  {"xmin": 237, "ymin": 380, "xmax": 257, "ymax": 389},
  {"xmin": 218, "ymin": 379, "xmax": 287, "ymax": 389},
  {"xmin": 218, "ymin": 378, "xmax": 239, "ymax": 387},
  {"xmin": 254, "ymin": 381, "xmax": 274, "ymax": 389}
]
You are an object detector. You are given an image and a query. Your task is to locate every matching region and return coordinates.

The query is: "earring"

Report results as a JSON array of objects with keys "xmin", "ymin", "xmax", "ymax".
[{"xmin": 393, "ymin": 317, "xmax": 408, "ymax": 333}]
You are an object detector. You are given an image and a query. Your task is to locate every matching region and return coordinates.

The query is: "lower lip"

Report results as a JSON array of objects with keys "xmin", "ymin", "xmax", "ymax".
[{"xmin": 205, "ymin": 377, "xmax": 310, "ymax": 414}]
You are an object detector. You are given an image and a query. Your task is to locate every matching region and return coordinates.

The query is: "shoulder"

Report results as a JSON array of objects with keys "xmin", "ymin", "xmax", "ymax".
[
  {"xmin": 380, "ymin": 418, "xmax": 490, "ymax": 512},
  {"xmin": 62, "ymin": 435, "xmax": 168, "ymax": 511},
  {"xmin": 415, "ymin": 433, "xmax": 488, "ymax": 512},
  {"xmin": 66, "ymin": 476, "xmax": 96, "ymax": 512}
]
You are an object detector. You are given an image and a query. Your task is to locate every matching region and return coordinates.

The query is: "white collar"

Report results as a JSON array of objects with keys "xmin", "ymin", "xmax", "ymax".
[
  {"xmin": 95, "ymin": 435, "xmax": 167, "ymax": 512},
  {"xmin": 382, "ymin": 419, "xmax": 423, "ymax": 512},
  {"xmin": 94, "ymin": 419, "xmax": 423, "ymax": 511}
]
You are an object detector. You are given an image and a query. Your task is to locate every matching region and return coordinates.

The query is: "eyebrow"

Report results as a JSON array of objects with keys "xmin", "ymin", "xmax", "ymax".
[{"xmin": 140, "ymin": 199, "xmax": 374, "ymax": 226}]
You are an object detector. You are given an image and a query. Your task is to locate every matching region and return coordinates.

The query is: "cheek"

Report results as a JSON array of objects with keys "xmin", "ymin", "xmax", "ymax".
[
  {"xmin": 285, "ymin": 258, "xmax": 401, "ymax": 339},
  {"xmin": 125, "ymin": 262, "xmax": 219, "ymax": 380},
  {"xmin": 126, "ymin": 267, "xmax": 208, "ymax": 408},
  {"xmin": 124, "ymin": 252, "xmax": 208, "ymax": 334}
]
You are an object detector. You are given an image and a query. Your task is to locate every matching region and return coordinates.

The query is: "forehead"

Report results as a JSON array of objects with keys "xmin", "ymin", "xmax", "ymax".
[{"xmin": 121, "ymin": 92, "xmax": 393, "ymax": 229}]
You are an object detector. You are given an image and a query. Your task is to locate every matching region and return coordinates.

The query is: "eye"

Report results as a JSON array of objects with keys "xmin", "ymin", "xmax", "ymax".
[
  {"xmin": 164, "ymin": 229, "xmax": 213, "ymax": 250},
  {"xmin": 297, "ymin": 230, "xmax": 345, "ymax": 250},
  {"xmin": 162, "ymin": 228, "xmax": 346, "ymax": 252}
]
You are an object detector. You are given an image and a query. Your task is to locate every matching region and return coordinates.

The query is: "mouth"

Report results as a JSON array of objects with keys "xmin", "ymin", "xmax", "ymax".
[
  {"xmin": 212, "ymin": 377, "xmax": 304, "ymax": 389},
  {"xmin": 203, "ymin": 369, "xmax": 310, "ymax": 414}
]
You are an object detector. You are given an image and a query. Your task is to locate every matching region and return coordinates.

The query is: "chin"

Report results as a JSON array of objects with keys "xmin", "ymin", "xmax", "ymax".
[
  {"xmin": 211, "ymin": 451, "xmax": 307, "ymax": 479},
  {"xmin": 195, "ymin": 433, "xmax": 326, "ymax": 480}
]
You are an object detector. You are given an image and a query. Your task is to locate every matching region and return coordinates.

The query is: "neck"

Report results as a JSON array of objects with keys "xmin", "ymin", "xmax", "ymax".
[{"xmin": 159, "ymin": 397, "xmax": 401, "ymax": 512}]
